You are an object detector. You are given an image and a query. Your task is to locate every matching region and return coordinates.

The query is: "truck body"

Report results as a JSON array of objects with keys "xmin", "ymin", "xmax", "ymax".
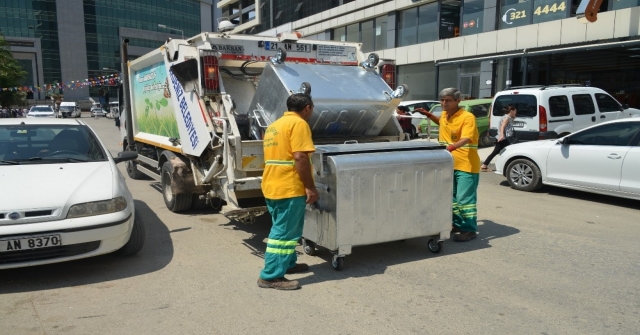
[{"xmin": 119, "ymin": 31, "xmax": 451, "ymax": 235}]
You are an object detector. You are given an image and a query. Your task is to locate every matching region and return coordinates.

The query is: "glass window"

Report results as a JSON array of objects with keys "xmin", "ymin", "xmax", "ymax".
[
  {"xmin": 345, "ymin": 23, "xmax": 359, "ymax": 42},
  {"xmin": 438, "ymin": 64, "xmax": 459, "ymax": 94},
  {"xmin": 398, "ymin": 62, "xmax": 437, "ymax": 100},
  {"xmin": 398, "ymin": 7, "xmax": 418, "ymax": 47},
  {"xmin": 493, "ymin": 95, "xmax": 538, "ymax": 117},
  {"xmin": 572, "ymin": 94, "xmax": 596, "ymax": 115},
  {"xmin": 333, "ymin": 26, "xmax": 346, "ymax": 41},
  {"xmin": 417, "ymin": 3, "xmax": 438, "ymax": 43},
  {"xmin": 462, "ymin": 0, "xmax": 485, "ymax": 35},
  {"xmin": 469, "ymin": 103, "xmax": 491, "ymax": 117},
  {"xmin": 568, "ymin": 122, "xmax": 640, "ymax": 146},
  {"xmin": 374, "ymin": 15, "xmax": 387, "ymax": 50},
  {"xmin": 595, "ymin": 93, "xmax": 621, "ymax": 113},
  {"xmin": 361, "ymin": 20, "xmax": 374, "ymax": 52},
  {"xmin": 440, "ymin": 3, "xmax": 461, "ymax": 39},
  {"xmin": 548, "ymin": 95, "xmax": 570, "ymax": 117}
]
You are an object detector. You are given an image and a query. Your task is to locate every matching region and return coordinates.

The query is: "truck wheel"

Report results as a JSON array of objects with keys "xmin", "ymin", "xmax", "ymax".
[
  {"xmin": 115, "ymin": 209, "xmax": 146, "ymax": 256},
  {"xmin": 126, "ymin": 160, "xmax": 145, "ymax": 179},
  {"xmin": 161, "ymin": 161, "xmax": 192, "ymax": 212}
]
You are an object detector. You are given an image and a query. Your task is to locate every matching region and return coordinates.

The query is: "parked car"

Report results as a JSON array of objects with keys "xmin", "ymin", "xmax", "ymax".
[
  {"xmin": 58, "ymin": 101, "xmax": 81, "ymax": 118},
  {"xmin": 26, "ymin": 105, "xmax": 56, "ymax": 118},
  {"xmin": 419, "ymin": 99, "xmax": 494, "ymax": 147},
  {"xmin": 0, "ymin": 118, "xmax": 144, "ymax": 269},
  {"xmin": 489, "ymin": 85, "xmax": 640, "ymax": 142},
  {"xmin": 494, "ymin": 118, "xmax": 640, "ymax": 200},
  {"xmin": 397, "ymin": 100, "xmax": 440, "ymax": 137},
  {"xmin": 91, "ymin": 102, "xmax": 106, "ymax": 117}
]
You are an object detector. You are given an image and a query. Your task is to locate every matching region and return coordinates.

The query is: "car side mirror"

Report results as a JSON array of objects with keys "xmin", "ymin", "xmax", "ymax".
[
  {"xmin": 622, "ymin": 103, "xmax": 629, "ymax": 110},
  {"xmin": 559, "ymin": 137, "xmax": 570, "ymax": 146},
  {"xmin": 114, "ymin": 151, "xmax": 138, "ymax": 164}
]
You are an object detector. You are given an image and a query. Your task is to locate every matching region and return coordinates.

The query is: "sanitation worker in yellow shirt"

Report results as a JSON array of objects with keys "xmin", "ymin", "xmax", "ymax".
[
  {"xmin": 416, "ymin": 88, "xmax": 481, "ymax": 242},
  {"xmin": 257, "ymin": 93, "xmax": 319, "ymax": 290}
]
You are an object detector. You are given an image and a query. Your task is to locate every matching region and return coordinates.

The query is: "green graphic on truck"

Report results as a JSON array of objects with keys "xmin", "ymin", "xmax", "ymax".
[{"xmin": 133, "ymin": 63, "xmax": 179, "ymax": 138}]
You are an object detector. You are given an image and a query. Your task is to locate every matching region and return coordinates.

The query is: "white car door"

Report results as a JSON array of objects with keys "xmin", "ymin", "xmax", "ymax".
[
  {"xmin": 594, "ymin": 93, "xmax": 624, "ymax": 122},
  {"xmin": 546, "ymin": 122, "xmax": 637, "ymax": 191},
  {"xmin": 620, "ymin": 144, "xmax": 640, "ymax": 195}
]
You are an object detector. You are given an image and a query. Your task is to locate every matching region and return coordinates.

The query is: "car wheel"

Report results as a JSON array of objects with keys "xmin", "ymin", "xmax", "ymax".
[
  {"xmin": 115, "ymin": 209, "xmax": 146, "ymax": 256},
  {"xmin": 506, "ymin": 158, "xmax": 543, "ymax": 192},
  {"xmin": 479, "ymin": 131, "xmax": 493, "ymax": 147},
  {"xmin": 161, "ymin": 161, "xmax": 192, "ymax": 212},
  {"xmin": 126, "ymin": 159, "xmax": 145, "ymax": 179}
]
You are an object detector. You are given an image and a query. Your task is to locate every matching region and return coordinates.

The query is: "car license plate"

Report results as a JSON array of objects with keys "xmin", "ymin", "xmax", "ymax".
[
  {"xmin": 513, "ymin": 121, "xmax": 525, "ymax": 127},
  {"xmin": 0, "ymin": 234, "xmax": 62, "ymax": 252},
  {"xmin": 264, "ymin": 41, "xmax": 312, "ymax": 53}
]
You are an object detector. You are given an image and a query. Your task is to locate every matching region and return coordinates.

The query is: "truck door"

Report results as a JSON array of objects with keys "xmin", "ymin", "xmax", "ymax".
[
  {"xmin": 570, "ymin": 93, "xmax": 597, "ymax": 131},
  {"xmin": 594, "ymin": 93, "xmax": 624, "ymax": 122}
]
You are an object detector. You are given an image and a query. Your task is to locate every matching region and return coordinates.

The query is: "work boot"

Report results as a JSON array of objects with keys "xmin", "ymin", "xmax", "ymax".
[
  {"xmin": 453, "ymin": 231, "xmax": 477, "ymax": 242},
  {"xmin": 257, "ymin": 277, "xmax": 300, "ymax": 290},
  {"xmin": 451, "ymin": 225, "xmax": 461, "ymax": 233},
  {"xmin": 286, "ymin": 263, "xmax": 309, "ymax": 274}
]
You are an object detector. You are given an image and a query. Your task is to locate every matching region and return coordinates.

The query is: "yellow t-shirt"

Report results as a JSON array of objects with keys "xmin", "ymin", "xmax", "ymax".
[
  {"xmin": 261, "ymin": 112, "xmax": 315, "ymax": 199},
  {"xmin": 439, "ymin": 108, "xmax": 481, "ymax": 173}
]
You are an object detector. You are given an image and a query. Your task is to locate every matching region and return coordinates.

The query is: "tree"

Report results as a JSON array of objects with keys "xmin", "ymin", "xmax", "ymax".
[{"xmin": 0, "ymin": 33, "xmax": 27, "ymax": 107}]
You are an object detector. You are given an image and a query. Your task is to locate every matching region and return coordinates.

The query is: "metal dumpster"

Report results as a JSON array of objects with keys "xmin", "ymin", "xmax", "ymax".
[{"xmin": 302, "ymin": 140, "xmax": 453, "ymax": 270}]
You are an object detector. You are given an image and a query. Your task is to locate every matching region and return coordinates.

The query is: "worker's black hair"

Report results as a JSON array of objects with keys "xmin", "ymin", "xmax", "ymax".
[
  {"xmin": 397, "ymin": 105, "xmax": 410, "ymax": 112},
  {"xmin": 287, "ymin": 93, "xmax": 314, "ymax": 113}
]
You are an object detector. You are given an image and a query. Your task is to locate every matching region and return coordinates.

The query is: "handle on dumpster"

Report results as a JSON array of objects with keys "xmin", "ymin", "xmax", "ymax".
[
  {"xmin": 344, "ymin": 140, "xmax": 358, "ymax": 144},
  {"xmin": 307, "ymin": 201, "xmax": 329, "ymax": 214}
]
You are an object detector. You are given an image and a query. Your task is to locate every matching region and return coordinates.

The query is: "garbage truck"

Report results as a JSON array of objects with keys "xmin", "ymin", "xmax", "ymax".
[{"xmin": 120, "ymin": 31, "xmax": 454, "ymax": 264}]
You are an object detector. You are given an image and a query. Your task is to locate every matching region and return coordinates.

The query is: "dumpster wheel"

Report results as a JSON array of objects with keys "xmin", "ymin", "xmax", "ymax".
[
  {"xmin": 331, "ymin": 254, "xmax": 344, "ymax": 271},
  {"xmin": 302, "ymin": 239, "xmax": 316, "ymax": 256},
  {"xmin": 428, "ymin": 239, "xmax": 443, "ymax": 254}
]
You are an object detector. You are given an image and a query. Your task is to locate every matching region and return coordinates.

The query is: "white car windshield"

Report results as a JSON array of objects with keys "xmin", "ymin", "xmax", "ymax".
[
  {"xmin": 30, "ymin": 107, "xmax": 53, "ymax": 112},
  {"xmin": 0, "ymin": 125, "xmax": 107, "ymax": 164}
]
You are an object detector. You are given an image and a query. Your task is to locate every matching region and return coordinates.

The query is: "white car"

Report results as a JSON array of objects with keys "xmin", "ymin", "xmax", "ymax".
[
  {"xmin": 495, "ymin": 118, "xmax": 640, "ymax": 200},
  {"xmin": 0, "ymin": 118, "xmax": 144, "ymax": 269},
  {"xmin": 27, "ymin": 105, "xmax": 56, "ymax": 118}
]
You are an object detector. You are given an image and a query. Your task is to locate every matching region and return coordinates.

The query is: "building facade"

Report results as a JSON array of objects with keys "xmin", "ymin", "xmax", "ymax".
[
  {"xmin": 1, "ymin": 0, "xmax": 220, "ymax": 102},
  {"xmin": 219, "ymin": 0, "xmax": 640, "ymax": 107}
]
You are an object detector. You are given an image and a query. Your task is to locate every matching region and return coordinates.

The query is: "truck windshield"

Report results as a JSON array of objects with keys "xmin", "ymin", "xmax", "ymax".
[{"xmin": 493, "ymin": 95, "xmax": 537, "ymax": 118}]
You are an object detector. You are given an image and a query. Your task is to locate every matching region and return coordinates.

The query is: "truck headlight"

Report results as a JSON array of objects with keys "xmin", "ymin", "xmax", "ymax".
[{"xmin": 67, "ymin": 197, "xmax": 128, "ymax": 218}]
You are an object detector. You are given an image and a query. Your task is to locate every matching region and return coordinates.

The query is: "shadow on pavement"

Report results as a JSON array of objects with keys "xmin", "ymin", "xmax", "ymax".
[
  {"xmin": 499, "ymin": 181, "xmax": 639, "ymax": 209},
  {"xmin": 0, "ymin": 200, "xmax": 174, "ymax": 293},
  {"xmin": 222, "ymin": 212, "xmax": 519, "ymax": 285}
]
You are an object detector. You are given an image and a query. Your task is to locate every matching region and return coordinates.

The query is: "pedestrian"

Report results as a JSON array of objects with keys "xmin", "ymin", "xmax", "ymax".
[
  {"xmin": 395, "ymin": 105, "xmax": 413, "ymax": 139},
  {"xmin": 114, "ymin": 107, "xmax": 121, "ymax": 130},
  {"xmin": 481, "ymin": 105, "xmax": 517, "ymax": 171},
  {"xmin": 258, "ymin": 93, "xmax": 319, "ymax": 290},
  {"xmin": 415, "ymin": 88, "xmax": 481, "ymax": 242}
]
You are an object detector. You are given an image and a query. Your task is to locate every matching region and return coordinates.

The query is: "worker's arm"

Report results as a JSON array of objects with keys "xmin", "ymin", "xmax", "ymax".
[
  {"xmin": 293, "ymin": 151, "xmax": 319, "ymax": 204},
  {"xmin": 414, "ymin": 107, "xmax": 440, "ymax": 125},
  {"xmin": 447, "ymin": 138, "xmax": 471, "ymax": 152}
]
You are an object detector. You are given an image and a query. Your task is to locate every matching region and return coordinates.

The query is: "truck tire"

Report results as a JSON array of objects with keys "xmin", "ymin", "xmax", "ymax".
[
  {"xmin": 161, "ymin": 161, "xmax": 192, "ymax": 212},
  {"xmin": 126, "ymin": 160, "xmax": 145, "ymax": 179},
  {"xmin": 115, "ymin": 210, "xmax": 146, "ymax": 256}
]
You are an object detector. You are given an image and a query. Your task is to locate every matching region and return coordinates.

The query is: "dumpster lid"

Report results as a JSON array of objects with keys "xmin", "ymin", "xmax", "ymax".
[{"xmin": 315, "ymin": 140, "xmax": 444, "ymax": 155}]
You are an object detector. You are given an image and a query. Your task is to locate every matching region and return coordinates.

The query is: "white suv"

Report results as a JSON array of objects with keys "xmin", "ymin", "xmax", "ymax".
[{"xmin": 489, "ymin": 85, "xmax": 640, "ymax": 141}]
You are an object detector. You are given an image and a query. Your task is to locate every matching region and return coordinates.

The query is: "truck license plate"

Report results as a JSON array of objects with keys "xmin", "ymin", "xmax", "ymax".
[
  {"xmin": 513, "ymin": 121, "xmax": 525, "ymax": 127},
  {"xmin": 265, "ymin": 41, "xmax": 311, "ymax": 53},
  {"xmin": 0, "ymin": 234, "xmax": 62, "ymax": 252}
]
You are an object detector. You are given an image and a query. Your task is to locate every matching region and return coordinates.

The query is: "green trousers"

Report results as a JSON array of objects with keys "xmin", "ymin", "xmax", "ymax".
[
  {"xmin": 259, "ymin": 196, "xmax": 306, "ymax": 280},
  {"xmin": 452, "ymin": 170, "xmax": 479, "ymax": 233}
]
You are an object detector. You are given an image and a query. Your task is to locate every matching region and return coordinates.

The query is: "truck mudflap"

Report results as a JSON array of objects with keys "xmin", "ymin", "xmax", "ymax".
[{"xmin": 222, "ymin": 206, "xmax": 268, "ymax": 224}]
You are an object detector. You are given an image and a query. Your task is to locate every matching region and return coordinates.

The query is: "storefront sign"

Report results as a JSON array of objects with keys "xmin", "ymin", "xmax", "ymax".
[
  {"xmin": 461, "ymin": 15, "xmax": 482, "ymax": 35},
  {"xmin": 612, "ymin": 0, "xmax": 640, "ymax": 10},
  {"xmin": 7, "ymin": 40, "xmax": 35, "ymax": 48},
  {"xmin": 532, "ymin": 0, "xmax": 569, "ymax": 23},
  {"xmin": 499, "ymin": 2, "xmax": 531, "ymax": 29}
]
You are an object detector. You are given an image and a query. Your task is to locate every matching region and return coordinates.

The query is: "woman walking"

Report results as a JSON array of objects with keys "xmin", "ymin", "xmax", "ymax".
[{"xmin": 481, "ymin": 105, "xmax": 517, "ymax": 171}]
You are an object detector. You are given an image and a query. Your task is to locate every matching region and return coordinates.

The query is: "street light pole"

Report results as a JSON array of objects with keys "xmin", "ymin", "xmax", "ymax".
[{"xmin": 158, "ymin": 24, "xmax": 184, "ymax": 39}]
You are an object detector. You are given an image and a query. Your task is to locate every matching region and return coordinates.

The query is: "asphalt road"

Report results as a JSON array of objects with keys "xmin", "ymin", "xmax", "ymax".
[{"xmin": 2, "ymin": 113, "xmax": 639, "ymax": 334}]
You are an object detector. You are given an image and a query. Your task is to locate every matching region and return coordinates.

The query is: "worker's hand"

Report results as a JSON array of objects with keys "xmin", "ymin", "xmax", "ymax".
[
  {"xmin": 305, "ymin": 188, "xmax": 319, "ymax": 204},
  {"xmin": 446, "ymin": 144, "xmax": 457, "ymax": 152},
  {"xmin": 415, "ymin": 108, "xmax": 432, "ymax": 116},
  {"xmin": 497, "ymin": 136, "xmax": 504, "ymax": 142}
]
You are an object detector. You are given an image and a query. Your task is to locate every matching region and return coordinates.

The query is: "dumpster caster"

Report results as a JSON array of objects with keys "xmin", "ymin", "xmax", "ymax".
[
  {"xmin": 331, "ymin": 255, "xmax": 345, "ymax": 271},
  {"xmin": 427, "ymin": 239, "xmax": 443, "ymax": 254},
  {"xmin": 302, "ymin": 239, "xmax": 316, "ymax": 256}
]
